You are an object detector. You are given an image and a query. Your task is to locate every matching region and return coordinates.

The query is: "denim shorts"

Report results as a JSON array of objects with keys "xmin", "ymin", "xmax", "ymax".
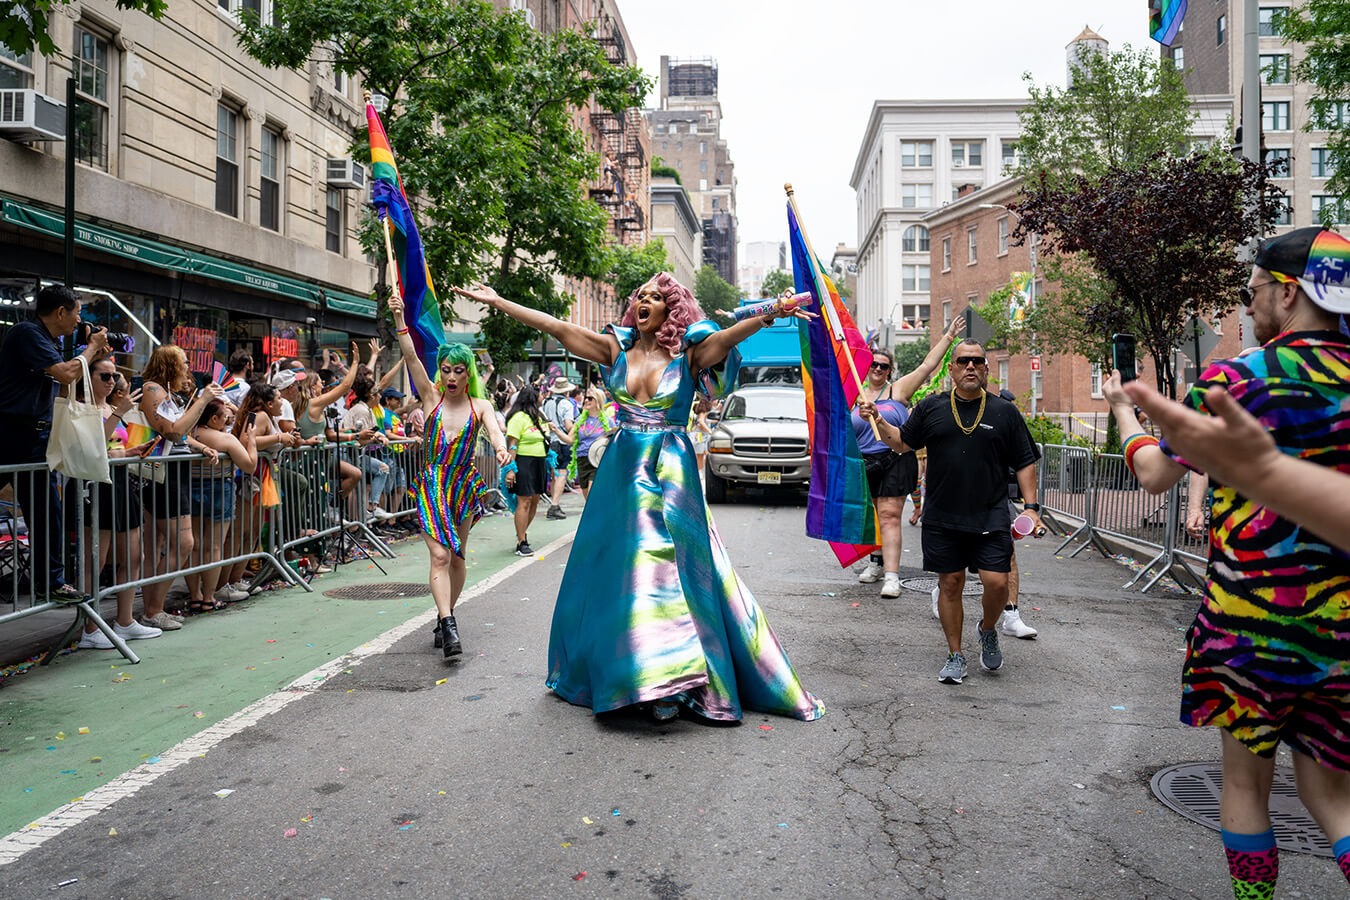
[{"xmin": 190, "ymin": 475, "xmax": 236, "ymax": 522}]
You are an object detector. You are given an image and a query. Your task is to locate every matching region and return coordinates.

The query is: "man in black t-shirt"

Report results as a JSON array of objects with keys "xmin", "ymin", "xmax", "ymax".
[
  {"xmin": 860, "ymin": 339, "xmax": 1044, "ymax": 685},
  {"xmin": 0, "ymin": 285, "xmax": 110, "ymax": 601}
]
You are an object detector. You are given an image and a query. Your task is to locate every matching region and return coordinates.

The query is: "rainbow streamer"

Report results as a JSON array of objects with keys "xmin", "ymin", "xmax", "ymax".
[
  {"xmin": 366, "ymin": 100, "xmax": 445, "ymax": 381},
  {"xmin": 788, "ymin": 203, "xmax": 880, "ymax": 568},
  {"xmin": 1149, "ymin": 0, "xmax": 1187, "ymax": 46}
]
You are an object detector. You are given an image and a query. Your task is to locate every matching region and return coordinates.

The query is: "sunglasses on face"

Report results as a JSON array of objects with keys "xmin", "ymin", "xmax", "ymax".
[
  {"xmin": 96, "ymin": 372, "xmax": 116, "ymax": 382},
  {"xmin": 1238, "ymin": 280, "xmax": 1280, "ymax": 307},
  {"xmin": 953, "ymin": 356, "xmax": 987, "ymax": 368},
  {"xmin": 870, "ymin": 362, "xmax": 892, "ymax": 372}
]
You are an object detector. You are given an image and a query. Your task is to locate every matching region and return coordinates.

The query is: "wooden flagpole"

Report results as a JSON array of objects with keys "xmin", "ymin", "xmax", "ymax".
[{"xmin": 785, "ymin": 183, "xmax": 879, "ymax": 439}]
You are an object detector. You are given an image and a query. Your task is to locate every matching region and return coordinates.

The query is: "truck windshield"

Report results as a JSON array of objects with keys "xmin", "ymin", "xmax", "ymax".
[{"xmin": 723, "ymin": 391, "xmax": 807, "ymax": 421}]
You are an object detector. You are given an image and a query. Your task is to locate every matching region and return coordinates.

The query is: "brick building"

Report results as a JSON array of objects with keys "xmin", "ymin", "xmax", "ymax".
[{"xmin": 924, "ymin": 178, "xmax": 1245, "ymax": 440}]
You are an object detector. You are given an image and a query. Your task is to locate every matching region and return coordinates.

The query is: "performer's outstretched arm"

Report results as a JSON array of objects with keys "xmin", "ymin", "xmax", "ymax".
[
  {"xmin": 453, "ymin": 284, "xmax": 619, "ymax": 366},
  {"xmin": 688, "ymin": 291, "xmax": 815, "ymax": 373}
]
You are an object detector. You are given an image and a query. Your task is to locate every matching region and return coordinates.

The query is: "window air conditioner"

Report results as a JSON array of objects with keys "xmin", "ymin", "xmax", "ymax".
[
  {"xmin": 326, "ymin": 158, "xmax": 365, "ymax": 190},
  {"xmin": 0, "ymin": 89, "xmax": 67, "ymax": 143}
]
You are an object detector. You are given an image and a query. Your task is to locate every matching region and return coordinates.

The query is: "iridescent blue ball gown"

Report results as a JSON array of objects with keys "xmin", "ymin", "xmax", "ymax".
[{"xmin": 545, "ymin": 321, "xmax": 824, "ymax": 722}]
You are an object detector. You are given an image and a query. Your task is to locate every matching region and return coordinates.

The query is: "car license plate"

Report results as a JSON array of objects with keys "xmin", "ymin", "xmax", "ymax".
[{"xmin": 757, "ymin": 471, "xmax": 781, "ymax": 485}]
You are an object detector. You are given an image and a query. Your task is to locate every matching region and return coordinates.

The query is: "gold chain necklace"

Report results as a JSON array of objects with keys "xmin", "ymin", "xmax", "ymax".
[{"xmin": 950, "ymin": 389, "xmax": 986, "ymax": 435}]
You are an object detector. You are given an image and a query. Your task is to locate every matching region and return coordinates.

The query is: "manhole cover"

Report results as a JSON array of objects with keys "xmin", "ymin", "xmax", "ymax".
[
  {"xmin": 1150, "ymin": 762, "xmax": 1331, "ymax": 857},
  {"xmin": 899, "ymin": 576, "xmax": 985, "ymax": 598},
  {"xmin": 323, "ymin": 582, "xmax": 431, "ymax": 601}
]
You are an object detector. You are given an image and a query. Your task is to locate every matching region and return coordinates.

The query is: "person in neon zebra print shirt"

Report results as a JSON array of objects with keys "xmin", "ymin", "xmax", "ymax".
[{"xmin": 1104, "ymin": 226, "xmax": 1350, "ymax": 898}]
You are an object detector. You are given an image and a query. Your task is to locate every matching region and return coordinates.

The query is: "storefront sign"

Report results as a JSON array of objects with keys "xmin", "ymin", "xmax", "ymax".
[{"xmin": 173, "ymin": 325, "xmax": 218, "ymax": 373}]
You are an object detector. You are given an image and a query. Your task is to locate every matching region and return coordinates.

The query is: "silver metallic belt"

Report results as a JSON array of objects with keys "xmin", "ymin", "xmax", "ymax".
[{"xmin": 618, "ymin": 421, "xmax": 686, "ymax": 434}]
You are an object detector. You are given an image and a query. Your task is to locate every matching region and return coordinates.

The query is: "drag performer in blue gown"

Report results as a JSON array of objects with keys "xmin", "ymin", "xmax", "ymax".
[{"xmin": 454, "ymin": 275, "xmax": 824, "ymax": 723}]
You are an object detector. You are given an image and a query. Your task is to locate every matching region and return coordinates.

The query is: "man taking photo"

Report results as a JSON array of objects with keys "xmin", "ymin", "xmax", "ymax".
[{"xmin": 0, "ymin": 284, "xmax": 110, "ymax": 601}]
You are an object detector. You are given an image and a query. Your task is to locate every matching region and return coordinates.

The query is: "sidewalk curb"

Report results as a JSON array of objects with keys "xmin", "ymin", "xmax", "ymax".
[{"xmin": 0, "ymin": 530, "xmax": 577, "ymax": 866}]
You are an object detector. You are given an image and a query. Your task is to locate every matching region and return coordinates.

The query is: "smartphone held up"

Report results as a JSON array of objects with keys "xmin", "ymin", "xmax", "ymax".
[{"xmin": 1112, "ymin": 333, "xmax": 1137, "ymax": 384}]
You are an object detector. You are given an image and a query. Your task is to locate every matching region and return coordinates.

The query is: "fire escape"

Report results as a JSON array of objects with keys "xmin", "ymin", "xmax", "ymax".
[{"xmin": 589, "ymin": 11, "xmax": 646, "ymax": 244}]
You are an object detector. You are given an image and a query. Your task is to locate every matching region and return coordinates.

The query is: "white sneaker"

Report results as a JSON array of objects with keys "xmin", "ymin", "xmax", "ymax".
[
  {"xmin": 857, "ymin": 562, "xmax": 884, "ymax": 584},
  {"xmin": 114, "ymin": 619, "xmax": 162, "ymax": 641},
  {"xmin": 230, "ymin": 581, "xmax": 253, "ymax": 595},
  {"xmin": 78, "ymin": 629, "xmax": 114, "ymax": 650},
  {"xmin": 931, "ymin": 586, "xmax": 941, "ymax": 620},
  {"xmin": 880, "ymin": 574, "xmax": 901, "ymax": 598},
  {"xmin": 368, "ymin": 506, "xmax": 392, "ymax": 520},
  {"xmin": 999, "ymin": 607, "xmax": 1038, "ymax": 639},
  {"xmin": 214, "ymin": 585, "xmax": 248, "ymax": 603}
]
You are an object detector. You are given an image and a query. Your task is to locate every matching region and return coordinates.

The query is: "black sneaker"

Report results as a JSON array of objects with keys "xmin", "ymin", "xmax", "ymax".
[
  {"xmin": 514, "ymin": 541, "xmax": 534, "ymax": 556},
  {"xmin": 546, "ymin": 506, "xmax": 567, "ymax": 520},
  {"xmin": 44, "ymin": 583, "xmax": 88, "ymax": 604}
]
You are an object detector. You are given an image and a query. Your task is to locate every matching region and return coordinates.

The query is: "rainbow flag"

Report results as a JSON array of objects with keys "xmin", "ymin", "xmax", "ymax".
[
  {"xmin": 367, "ymin": 99, "xmax": 445, "ymax": 381},
  {"xmin": 1149, "ymin": 0, "xmax": 1187, "ymax": 46},
  {"xmin": 788, "ymin": 203, "xmax": 880, "ymax": 567}
]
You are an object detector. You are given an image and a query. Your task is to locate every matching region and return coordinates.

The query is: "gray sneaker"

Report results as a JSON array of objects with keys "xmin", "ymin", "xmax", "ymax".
[
  {"xmin": 978, "ymin": 626, "xmax": 1003, "ymax": 671},
  {"xmin": 938, "ymin": 651, "xmax": 967, "ymax": 684}
]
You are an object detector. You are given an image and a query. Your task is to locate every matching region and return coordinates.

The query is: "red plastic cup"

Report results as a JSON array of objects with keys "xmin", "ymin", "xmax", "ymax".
[{"xmin": 1012, "ymin": 514, "xmax": 1036, "ymax": 538}]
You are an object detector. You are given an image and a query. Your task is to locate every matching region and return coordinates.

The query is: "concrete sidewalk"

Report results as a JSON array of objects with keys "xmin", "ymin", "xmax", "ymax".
[{"xmin": 0, "ymin": 498, "xmax": 581, "ymax": 837}]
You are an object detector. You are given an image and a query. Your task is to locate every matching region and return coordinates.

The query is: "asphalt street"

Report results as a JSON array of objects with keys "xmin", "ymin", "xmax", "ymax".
[{"xmin": 3, "ymin": 494, "xmax": 1347, "ymax": 898}]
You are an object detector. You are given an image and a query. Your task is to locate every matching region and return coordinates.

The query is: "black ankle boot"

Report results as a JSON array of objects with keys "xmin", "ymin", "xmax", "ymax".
[
  {"xmin": 439, "ymin": 615, "xmax": 462, "ymax": 658},
  {"xmin": 432, "ymin": 622, "xmax": 442, "ymax": 649}
]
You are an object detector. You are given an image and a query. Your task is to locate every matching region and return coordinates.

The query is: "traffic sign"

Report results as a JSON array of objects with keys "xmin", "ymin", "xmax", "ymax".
[
  {"xmin": 1182, "ymin": 316, "xmax": 1221, "ymax": 365},
  {"xmin": 1030, "ymin": 356, "xmax": 1041, "ymax": 371}
]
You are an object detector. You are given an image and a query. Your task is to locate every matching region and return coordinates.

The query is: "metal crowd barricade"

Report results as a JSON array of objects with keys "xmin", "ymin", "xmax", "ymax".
[
  {"xmin": 371, "ymin": 436, "xmax": 424, "ymax": 529},
  {"xmin": 476, "ymin": 435, "xmax": 505, "ymax": 512},
  {"xmin": 1037, "ymin": 443, "xmax": 1203, "ymax": 595},
  {"xmin": 334, "ymin": 440, "xmax": 395, "ymax": 563},
  {"xmin": 0, "ymin": 459, "xmax": 122, "ymax": 658}
]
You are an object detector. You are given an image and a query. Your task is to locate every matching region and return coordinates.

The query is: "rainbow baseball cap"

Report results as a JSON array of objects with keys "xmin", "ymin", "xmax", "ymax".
[{"xmin": 1254, "ymin": 226, "xmax": 1350, "ymax": 313}]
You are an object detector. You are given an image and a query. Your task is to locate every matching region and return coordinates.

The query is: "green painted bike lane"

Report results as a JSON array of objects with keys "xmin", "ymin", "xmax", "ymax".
[{"xmin": 0, "ymin": 509, "xmax": 578, "ymax": 837}]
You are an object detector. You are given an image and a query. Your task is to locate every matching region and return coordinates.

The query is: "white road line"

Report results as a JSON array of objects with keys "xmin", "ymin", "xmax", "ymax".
[{"xmin": 0, "ymin": 531, "xmax": 576, "ymax": 866}]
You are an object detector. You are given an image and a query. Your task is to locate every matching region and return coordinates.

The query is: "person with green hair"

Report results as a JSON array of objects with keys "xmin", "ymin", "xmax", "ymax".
[
  {"xmin": 562, "ymin": 386, "xmax": 616, "ymax": 500},
  {"xmin": 390, "ymin": 295, "xmax": 509, "ymax": 659}
]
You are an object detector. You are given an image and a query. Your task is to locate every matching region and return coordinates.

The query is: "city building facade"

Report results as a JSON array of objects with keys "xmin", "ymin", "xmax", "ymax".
[
  {"xmin": 0, "ymin": 0, "xmax": 381, "ymax": 376},
  {"xmin": 649, "ymin": 175, "xmax": 702, "ymax": 288},
  {"xmin": 737, "ymin": 240, "xmax": 785, "ymax": 300},
  {"xmin": 1165, "ymin": 1, "xmax": 1346, "ymax": 228},
  {"xmin": 849, "ymin": 99, "xmax": 1026, "ymax": 344},
  {"xmin": 646, "ymin": 55, "xmax": 737, "ymax": 285}
]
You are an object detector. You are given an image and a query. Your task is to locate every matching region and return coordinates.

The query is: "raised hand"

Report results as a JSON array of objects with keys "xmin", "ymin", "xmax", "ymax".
[
  {"xmin": 946, "ymin": 314, "xmax": 966, "ymax": 341},
  {"xmin": 452, "ymin": 284, "xmax": 503, "ymax": 307}
]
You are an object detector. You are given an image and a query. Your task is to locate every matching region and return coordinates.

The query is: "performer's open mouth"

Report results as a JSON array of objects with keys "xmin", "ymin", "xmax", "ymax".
[{"xmin": 637, "ymin": 307, "xmax": 652, "ymax": 323}]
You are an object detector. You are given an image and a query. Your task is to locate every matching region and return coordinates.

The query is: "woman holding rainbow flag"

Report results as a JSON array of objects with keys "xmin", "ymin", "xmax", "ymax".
[
  {"xmin": 388, "ymin": 292, "xmax": 509, "ymax": 659},
  {"xmin": 453, "ymin": 276, "xmax": 824, "ymax": 724}
]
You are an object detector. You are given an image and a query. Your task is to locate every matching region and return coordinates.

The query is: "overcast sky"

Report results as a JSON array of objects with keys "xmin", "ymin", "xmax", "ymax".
[{"xmin": 620, "ymin": 0, "xmax": 1157, "ymax": 261}]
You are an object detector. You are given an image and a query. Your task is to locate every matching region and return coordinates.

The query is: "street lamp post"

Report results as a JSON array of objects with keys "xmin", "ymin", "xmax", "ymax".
[{"xmin": 978, "ymin": 203, "xmax": 1037, "ymax": 416}]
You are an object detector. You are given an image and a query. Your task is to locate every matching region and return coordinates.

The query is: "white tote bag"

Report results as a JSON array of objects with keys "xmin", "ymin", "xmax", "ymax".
[{"xmin": 46, "ymin": 356, "xmax": 111, "ymax": 484}]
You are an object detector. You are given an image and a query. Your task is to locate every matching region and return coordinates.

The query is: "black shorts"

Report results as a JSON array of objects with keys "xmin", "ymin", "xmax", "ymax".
[
  {"xmin": 922, "ymin": 523, "xmax": 1014, "ymax": 575},
  {"xmin": 864, "ymin": 450, "xmax": 919, "ymax": 499},
  {"xmin": 576, "ymin": 454, "xmax": 599, "ymax": 488},
  {"xmin": 551, "ymin": 442, "xmax": 573, "ymax": 470},
  {"xmin": 512, "ymin": 455, "xmax": 551, "ymax": 497},
  {"xmin": 141, "ymin": 458, "xmax": 191, "ymax": 520}
]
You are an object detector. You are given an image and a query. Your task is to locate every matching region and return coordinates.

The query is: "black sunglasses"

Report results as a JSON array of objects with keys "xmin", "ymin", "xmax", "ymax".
[
  {"xmin": 1238, "ymin": 280, "xmax": 1280, "ymax": 307},
  {"xmin": 953, "ymin": 356, "xmax": 987, "ymax": 368},
  {"xmin": 870, "ymin": 362, "xmax": 892, "ymax": 372},
  {"xmin": 96, "ymin": 372, "xmax": 116, "ymax": 382}
]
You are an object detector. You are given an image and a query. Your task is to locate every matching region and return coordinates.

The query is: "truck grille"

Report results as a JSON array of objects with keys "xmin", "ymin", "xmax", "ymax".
[{"xmin": 731, "ymin": 436, "xmax": 808, "ymax": 457}]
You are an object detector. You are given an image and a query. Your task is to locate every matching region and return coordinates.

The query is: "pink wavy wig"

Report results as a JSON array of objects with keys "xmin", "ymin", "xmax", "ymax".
[{"xmin": 619, "ymin": 272, "xmax": 705, "ymax": 356}]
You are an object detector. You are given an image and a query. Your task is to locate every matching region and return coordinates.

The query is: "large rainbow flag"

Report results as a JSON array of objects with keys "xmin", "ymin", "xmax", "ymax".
[
  {"xmin": 366, "ymin": 99, "xmax": 445, "ymax": 381},
  {"xmin": 1149, "ymin": 0, "xmax": 1187, "ymax": 46},
  {"xmin": 788, "ymin": 202, "xmax": 880, "ymax": 567}
]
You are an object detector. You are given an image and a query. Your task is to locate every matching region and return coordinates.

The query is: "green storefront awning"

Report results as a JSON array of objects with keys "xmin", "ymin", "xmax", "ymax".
[{"xmin": 2, "ymin": 198, "xmax": 376, "ymax": 318}]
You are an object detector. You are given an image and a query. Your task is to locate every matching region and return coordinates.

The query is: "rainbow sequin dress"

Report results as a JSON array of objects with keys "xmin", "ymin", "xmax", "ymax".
[
  {"xmin": 546, "ymin": 322, "xmax": 824, "ymax": 722},
  {"xmin": 416, "ymin": 399, "xmax": 486, "ymax": 558}
]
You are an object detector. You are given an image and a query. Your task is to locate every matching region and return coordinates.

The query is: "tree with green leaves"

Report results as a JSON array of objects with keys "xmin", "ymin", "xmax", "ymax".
[
  {"xmin": 1280, "ymin": 1, "xmax": 1350, "ymax": 222},
  {"xmin": 236, "ymin": 0, "xmax": 649, "ymax": 365},
  {"xmin": 693, "ymin": 264, "xmax": 741, "ymax": 320},
  {"xmin": 893, "ymin": 334, "xmax": 930, "ymax": 375},
  {"xmin": 759, "ymin": 269, "xmax": 794, "ymax": 298},
  {"xmin": 2, "ymin": 0, "xmax": 166, "ymax": 55},
  {"xmin": 998, "ymin": 44, "xmax": 1282, "ymax": 398},
  {"xmin": 1016, "ymin": 43, "xmax": 1195, "ymax": 188},
  {"xmin": 608, "ymin": 239, "xmax": 671, "ymax": 303}
]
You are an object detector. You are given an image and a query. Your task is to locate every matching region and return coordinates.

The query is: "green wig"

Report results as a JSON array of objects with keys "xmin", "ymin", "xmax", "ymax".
[{"xmin": 435, "ymin": 342, "xmax": 484, "ymax": 399}]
